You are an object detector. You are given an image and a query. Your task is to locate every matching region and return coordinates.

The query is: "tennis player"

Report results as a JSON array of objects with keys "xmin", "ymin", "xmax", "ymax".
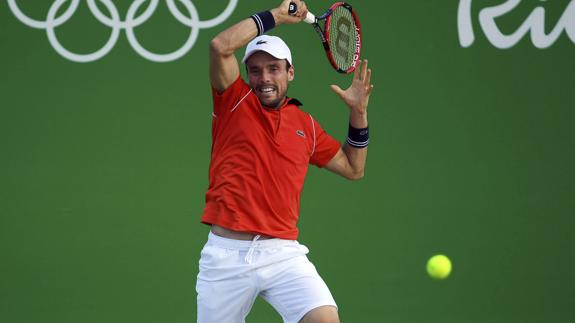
[{"xmin": 197, "ymin": 0, "xmax": 373, "ymax": 322}]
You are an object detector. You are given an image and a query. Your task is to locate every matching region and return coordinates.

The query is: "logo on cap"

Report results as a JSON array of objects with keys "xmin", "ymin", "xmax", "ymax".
[{"xmin": 256, "ymin": 40, "xmax": 267, "ymax": 45}]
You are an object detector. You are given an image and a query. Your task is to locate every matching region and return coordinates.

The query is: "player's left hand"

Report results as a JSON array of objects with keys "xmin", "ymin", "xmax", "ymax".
[{"xmin": 330, "ymin": 59, "xmax": 374, "ymax": 114}]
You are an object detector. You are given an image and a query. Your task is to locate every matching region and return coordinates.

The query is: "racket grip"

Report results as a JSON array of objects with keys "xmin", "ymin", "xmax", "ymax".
[{"xmin": 288, "ymin": 2, "xmax": 316, "ymax": 24}]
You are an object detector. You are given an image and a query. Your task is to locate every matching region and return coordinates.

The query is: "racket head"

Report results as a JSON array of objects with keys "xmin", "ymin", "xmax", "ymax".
[{"xmin": 324, "ymin": 2, "xmax": 362, "ymax": 74}]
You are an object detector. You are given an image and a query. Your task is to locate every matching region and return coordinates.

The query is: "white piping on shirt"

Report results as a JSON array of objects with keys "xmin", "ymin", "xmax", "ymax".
[
  {"xmin": 231, "ymin": 89, "xmax": 253, "ymax": 112},
  {"xmin": 309, "ymin": 114, "xmax": 316, "ymax": 157}
]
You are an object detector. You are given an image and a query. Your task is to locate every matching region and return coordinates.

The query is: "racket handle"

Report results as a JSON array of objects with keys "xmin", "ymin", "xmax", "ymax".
[{"xmin": 288, "ymin": 2, "xmax": 316, "ymax": 24}]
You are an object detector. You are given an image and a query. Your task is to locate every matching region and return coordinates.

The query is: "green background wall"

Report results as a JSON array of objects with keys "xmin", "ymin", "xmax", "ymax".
[{"xmin": 1, "ymin": 0, "xmax": 574, "ymax": 322}]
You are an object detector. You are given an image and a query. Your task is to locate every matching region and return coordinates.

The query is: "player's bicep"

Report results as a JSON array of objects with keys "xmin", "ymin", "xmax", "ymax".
[{"xmin": 209, "ymin": 39, "xmax": 240, "ymax": 93}]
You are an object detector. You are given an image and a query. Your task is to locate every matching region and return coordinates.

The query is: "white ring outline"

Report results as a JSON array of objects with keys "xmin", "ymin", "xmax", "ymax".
[
  {"xmin": 7, "ymin": 0, "xmax": 80, "ymax": 28},
  {"xmin": 7, "ymin": 0, "xmax": 238, "ymax": 63},
  {"xmin": 124, "ymin": 0, "xmax": 200, "ymax": 62},
  {"xmin": 47, "ymin": 0, "xmax": 121, "ymax": 62}
]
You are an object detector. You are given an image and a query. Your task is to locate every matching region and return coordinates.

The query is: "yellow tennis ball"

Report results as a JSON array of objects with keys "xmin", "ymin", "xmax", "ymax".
[{"xmin": 426, "ymin": 254, "xmax": 452, "ymax": 280}]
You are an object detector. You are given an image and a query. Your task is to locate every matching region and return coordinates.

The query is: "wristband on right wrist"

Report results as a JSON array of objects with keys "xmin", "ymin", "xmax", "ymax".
[
  {"xmin": 250, "ymin": 11, "xmax": 276, "ymax": 36},
  {"xmin": 347, "ymin": 123, "xmax": 369, "ymax": 148}
]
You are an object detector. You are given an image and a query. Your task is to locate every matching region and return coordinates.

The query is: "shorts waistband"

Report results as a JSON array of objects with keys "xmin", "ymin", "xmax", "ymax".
[{"xmin": 207, "ymin": 231, "xmax": 298, "ymax": 250}]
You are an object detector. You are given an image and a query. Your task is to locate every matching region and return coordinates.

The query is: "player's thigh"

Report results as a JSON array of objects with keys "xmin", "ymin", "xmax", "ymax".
[
  {"xmin": 196, "ymin": 243, "xmax": 258, "ymax": 323},
  {"xmin": 196, "ymin": 276, "xmax": 258, "ymax": 323},
  {"xmin": 260, "ymin": 256, "xmax": 338, "ymax": 323}
]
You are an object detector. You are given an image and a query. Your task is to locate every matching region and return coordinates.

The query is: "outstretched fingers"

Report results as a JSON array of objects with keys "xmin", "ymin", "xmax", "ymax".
[
  {"xmin": 360, "ymin": 59, "xmax": 368, "ymax": 81},
  {"xmin": 356, "ymin": 60, "xmax": 373, "ymax": 94},
  {"xmin": 353, "ymin": 60, "xmax": 361, "ymax": 81},
  {"xmin": 365, "ymin": 68, "xmax": 373, "ymax": 93}
]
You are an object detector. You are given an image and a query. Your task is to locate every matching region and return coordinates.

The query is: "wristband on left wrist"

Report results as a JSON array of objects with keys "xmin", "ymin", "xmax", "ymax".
[{"xmin": 347, "ymin": 123, "xmax": 369, "ymax": 148}]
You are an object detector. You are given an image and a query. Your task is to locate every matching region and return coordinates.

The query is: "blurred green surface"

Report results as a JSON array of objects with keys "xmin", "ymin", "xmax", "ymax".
[{"xmin": 1, "ymin": 0, "xmax": 574, "ymax": 322}]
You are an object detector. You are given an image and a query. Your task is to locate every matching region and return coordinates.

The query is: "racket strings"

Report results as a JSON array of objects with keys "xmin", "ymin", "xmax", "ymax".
[{"xmin": 328, "ymin": 6, "xmax": 358, "ymax": 71}]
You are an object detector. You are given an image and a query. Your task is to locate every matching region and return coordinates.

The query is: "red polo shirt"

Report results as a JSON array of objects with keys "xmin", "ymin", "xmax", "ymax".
[{"xmin": 201, "ymin": 77, "xmax": 340, "ymax": 240}]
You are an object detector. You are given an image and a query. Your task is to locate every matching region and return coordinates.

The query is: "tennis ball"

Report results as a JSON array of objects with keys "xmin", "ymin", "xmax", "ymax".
[{"xmin": 426, "ymin": 254, "xmax": 452, "ymax": 280}]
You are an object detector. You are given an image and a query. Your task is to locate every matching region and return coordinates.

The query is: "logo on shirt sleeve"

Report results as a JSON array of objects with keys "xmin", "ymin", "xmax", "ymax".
[{"xmin": 296, "ymin": 130, "xmax": 305, "ymax": 138}]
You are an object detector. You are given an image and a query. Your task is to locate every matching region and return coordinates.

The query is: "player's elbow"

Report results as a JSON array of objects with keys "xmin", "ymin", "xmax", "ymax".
[
  {"xmin": 347, "ymin": 169, "xmax": 365, "ymax": 181},
  {"xmin": 210, "ymin": 37, "xmax": 233, "ymax": 57}
]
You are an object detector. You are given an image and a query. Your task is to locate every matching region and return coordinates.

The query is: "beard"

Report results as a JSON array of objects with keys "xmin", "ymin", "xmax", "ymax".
[
  {"xmin": 256, "ymin": 85, "xmax": 288, "ymax": 109},
  {"xmin": 260, "ymin": 96, "xmax": 284, "ymax": 109}
]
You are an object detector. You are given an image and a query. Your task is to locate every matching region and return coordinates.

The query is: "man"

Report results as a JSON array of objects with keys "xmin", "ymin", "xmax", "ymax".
[{"xmin": 197, "ymin": 0, "xmax": 373, "ymax": 322}]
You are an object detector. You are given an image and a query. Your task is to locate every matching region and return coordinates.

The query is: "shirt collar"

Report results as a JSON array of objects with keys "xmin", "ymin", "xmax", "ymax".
[{"xmin": 287, "ymin": 97, "xmax": 303, "ymax": 106}]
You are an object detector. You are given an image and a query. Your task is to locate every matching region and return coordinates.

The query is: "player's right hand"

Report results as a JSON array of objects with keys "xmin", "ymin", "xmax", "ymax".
[{"xmin": 272, "ymin": 0, "xmax": 308, "ymax": 25}]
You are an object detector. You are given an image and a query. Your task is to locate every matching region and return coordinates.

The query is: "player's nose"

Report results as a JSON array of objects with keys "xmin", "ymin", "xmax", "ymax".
[{"xmin": 261, "ymin": 70, "xmax": 273, "ymax": 82}]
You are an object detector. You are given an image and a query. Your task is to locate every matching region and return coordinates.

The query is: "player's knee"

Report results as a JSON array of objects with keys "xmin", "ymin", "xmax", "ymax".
[{"xmin": 299, "ymin": 305, "xmax": 340, "ymax": 323}]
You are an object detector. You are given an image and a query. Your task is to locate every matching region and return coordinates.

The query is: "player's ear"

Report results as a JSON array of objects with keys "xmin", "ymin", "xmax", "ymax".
[{"xmin": 288, "ymin": 64, "xmax": 294, "ymax": 81}]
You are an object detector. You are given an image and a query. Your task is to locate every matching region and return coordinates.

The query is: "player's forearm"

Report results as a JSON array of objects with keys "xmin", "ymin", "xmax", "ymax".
[
  {"xmin": 324, "ymin": 113, "xmax": 368, "ymax": 180},
  {"xmin": 343, "ymin": 109, "xmax": 368, "ymax": 179},
  {"xmin": 343, "ymin": 112, "xmax": 368, "ymax": 179},
  {"xmin": 342, "ymin": 143, "xmax": 367, "ymax": 180},
  {"xmin": 349, "ymin": 109, "xmax": 368, "ymax": 129}
]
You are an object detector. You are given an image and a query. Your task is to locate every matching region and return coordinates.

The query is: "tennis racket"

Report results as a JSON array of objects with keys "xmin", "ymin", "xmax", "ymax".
[{"xmin": 288, "ymin": 1, "xmax": 361, "ymax": 74}]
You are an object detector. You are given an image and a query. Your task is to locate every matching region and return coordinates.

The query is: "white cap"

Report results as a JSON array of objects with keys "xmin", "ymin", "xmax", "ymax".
[{"xmin": 242, "ymin": 35, "xmax": 292, "ymax": 66}]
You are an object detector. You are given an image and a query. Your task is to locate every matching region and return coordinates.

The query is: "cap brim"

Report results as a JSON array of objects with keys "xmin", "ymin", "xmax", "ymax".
[{"xmin": 242, "ymin": 49, "xmax": 290, "ymax": 65}]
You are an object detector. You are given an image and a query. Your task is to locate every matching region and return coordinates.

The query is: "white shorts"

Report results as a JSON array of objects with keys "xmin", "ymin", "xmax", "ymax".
[{"xmin": 196, "ymin": 232, "xmax": 337, "ymax": 323}]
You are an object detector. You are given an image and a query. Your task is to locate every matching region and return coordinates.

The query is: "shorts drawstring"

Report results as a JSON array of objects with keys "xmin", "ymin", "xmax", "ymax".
[{"xmin": 244, "ymin": 235, "xmax": 261, "ymax": 264}]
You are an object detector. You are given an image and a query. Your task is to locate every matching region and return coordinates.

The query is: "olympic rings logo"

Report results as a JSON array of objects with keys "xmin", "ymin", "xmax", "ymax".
[{"xmin": 7, "ymin": 0, "xmax": 238, "ymax": 62}]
